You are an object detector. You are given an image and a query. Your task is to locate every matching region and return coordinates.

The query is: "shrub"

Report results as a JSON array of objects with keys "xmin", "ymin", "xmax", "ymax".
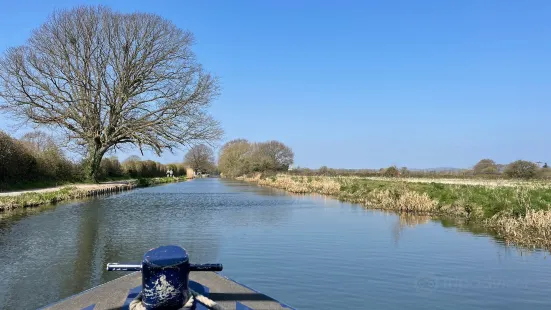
[
  {"xmin": 0, "ymin": 130, "xmax": 176, "ymax": 190},
  {"xmin": 137, "ymin": 178, "xmax": 152, "ymax": 187},
  {"xmin": 504, "ymin": 160, "xmax": 539, "ymax": 179},
  {"xmin": 99, "ymin": 156, "xmax": 124, "ymax": 179},
  {"xmin": 384, "ymin": 166, "xmax": 400, "ymax": 177},
  {"xmin": 473, "ymin": 159, "xmax": 499, "ymax": 175},
  {"xmin": 0, "ymin": 130, "xmax": 80, "ymax": 188},
  {"xmin": 0, "ymin": 131, "xmax": 37, "ymax": 185}
]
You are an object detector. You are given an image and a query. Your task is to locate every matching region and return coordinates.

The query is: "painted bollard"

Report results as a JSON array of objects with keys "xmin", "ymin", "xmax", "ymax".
[
  {"xmin": 106, "ymin": 245, "xmax": 223, "ymax": 309},
  {"xmin": 141, "ymin": 245, "xmax": 190, "ymax": 309}
]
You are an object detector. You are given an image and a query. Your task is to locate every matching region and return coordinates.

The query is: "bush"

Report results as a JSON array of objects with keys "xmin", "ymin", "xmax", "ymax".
[
  {"xmin": 0, "ymin": 130, "xmax": 178, "ymax": 190},
  {"xmin": 504, "ymin": 160, "xmax": 539, "ymax": 179},
  {"xmin": 0, "ymin": 131, "xmax": 81, "ymax": 189},
  {"xmin": 0, "ymin": 131, "xmax": 37, "ymax": 185},
  {"xmin": 473, "ymin": 159, "xmax": 499, "ymax": 175},
  {"xmin": 120, "ymin": 156, "xmax": 168, "ymax": 179},
  {"xmin": 99, "ymin": 156, "xmax": 124, "ymax": 179},
  {"xmin": 137, "ymin": 178, "xmax": 152, "ymax": 187},
  {"xmin": 166, "ymin": 163, "xmax": 187, "ymax": 177},
  {"xmin": 539, "ymin": 167, "xmax": 551, "ymax": 179},
  {"xmin": 384, "ymin": 166, "xmax": 400, "ymax": 177}
]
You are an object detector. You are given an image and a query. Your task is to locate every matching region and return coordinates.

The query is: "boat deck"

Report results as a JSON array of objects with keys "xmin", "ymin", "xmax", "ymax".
[{"xmin": 42, "ymin": 272, "xmax": 293, "ymax": 310}]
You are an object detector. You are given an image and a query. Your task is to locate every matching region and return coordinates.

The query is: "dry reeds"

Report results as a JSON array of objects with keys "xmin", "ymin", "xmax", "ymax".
[
  {"xmin": 366, "ymin": 189, "xmax": 438, "ymax": 213},
  {"xmin": 241, "ymin": 173, "xmax": 551, "ymax": 251},
  {"xmin": 239, "ymin": 174, "xmax": 341, "ymax": 195},
  {"xmin": 488, "ymin": 210, "xmax": 551, "ymax": 250}
]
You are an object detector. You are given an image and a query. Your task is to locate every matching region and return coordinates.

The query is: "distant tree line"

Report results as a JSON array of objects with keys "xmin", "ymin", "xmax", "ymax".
[
  {"xmin": 100, "ymin": 155, "xmax": 187, "ymax": 179},
  {"xmin": 218, "ymin": 139, "xmax": 294, "ymax": 177},
  {"xmin": 290, "ymin": 159, "xmax": 550, "ymax": 180},
  {"xmin": 0, "ymin": 131, "xmax": 187, "ymax": 190}
]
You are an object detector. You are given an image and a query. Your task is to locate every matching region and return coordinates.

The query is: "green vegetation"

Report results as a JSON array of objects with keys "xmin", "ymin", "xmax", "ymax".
[
  {"xmin": 503, "ymin": 160, "xmax": 540, "ymax": 179},
  {"xmin": 473, "ymin": 159, "xmax": 499, "ymax": 175},
  {"xmin": 0, "ymin": 131, "xmax": 83, "ymax": 190},
  {"xmin": 116, "ymin": 156, "xmax": 187, "ymax": 179},
  {"xmin": 383, "ymin": 166, "xmax": 400, "ymax": 177},
  {"xmin": 241, "ymin": 174, "xmax": 551, "ymax": 251},
  {"xmin": 0, "ymin": 176, "xmax": 184, "ymax": 210},
  {"xmin": 0, "ymin": 187, "xmax": 85, "ymax": 210},
  {"xmin": 136, "ymin": 177, "xmax": 186, "ymax": 187},
  {"xmin": 335, "ymin": 178, "xmax": 549, "ymax": 219},
  {"xmin": 0, "ymin": 130, "xmax": 188, "ymax": 191},
  {"xmin": 218, "ymin": 139, "xmax": 294, "ymax": 177}
]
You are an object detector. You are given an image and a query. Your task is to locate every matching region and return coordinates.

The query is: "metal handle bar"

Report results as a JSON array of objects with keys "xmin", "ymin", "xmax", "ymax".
[{"xmin": 106, "ymin": 263, "xmax": 223, "ymax": 272}]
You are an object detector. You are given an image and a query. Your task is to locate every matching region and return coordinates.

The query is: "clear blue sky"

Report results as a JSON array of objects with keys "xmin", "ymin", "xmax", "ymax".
[{"xmin": 0, "ymin": 0, "xmax": 549, "ymax": 169}]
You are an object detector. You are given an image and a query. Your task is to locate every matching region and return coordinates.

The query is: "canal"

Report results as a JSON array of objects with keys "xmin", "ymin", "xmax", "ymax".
[{"xmin": 0, "ymin": 178, "xmax": 549, "ymax": 309}]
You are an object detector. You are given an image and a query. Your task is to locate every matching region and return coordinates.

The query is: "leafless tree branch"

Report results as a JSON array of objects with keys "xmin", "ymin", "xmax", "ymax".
[{"xmin": 0, "ymin": 5, "xmax": 222, "ymax": 181}]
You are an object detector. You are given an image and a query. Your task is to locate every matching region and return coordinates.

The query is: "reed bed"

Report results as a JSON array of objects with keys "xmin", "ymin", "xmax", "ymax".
[
  {"xmin": 240, "ymin": 173, "xmax": 551, "ymax": 251},
  {"xmin": 488, "ymin": 210, "xmax": 551, "ymax": 249}
]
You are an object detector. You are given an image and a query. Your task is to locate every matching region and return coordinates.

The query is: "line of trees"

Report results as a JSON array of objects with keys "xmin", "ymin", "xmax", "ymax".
[
  {"xmin": 218, "ymin": 139, "xmax": 294, "ymax": 177},
  {"xmin": 290, "ymin": 159, "xmax": 550, "ymax": 180},
  {"xmin": 0, "ymin": 130, "xmax": 187, "ymax": 190},
  {"xmin": 472, "ymin": 158, "xmax": 545, "ymax": 179},
  {"xmin": 101, "ymin": 155, "xmax": 188, "ymax": 179}
]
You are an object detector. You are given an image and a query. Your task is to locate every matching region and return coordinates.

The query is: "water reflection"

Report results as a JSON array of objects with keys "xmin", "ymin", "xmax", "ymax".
[
  {"xmin": 0, "ymin": 179, "xmax": 550, "ymax": 310},
  {"xmin": 392, "ymin": 213, "xmax": 432, "ymax": 244}
]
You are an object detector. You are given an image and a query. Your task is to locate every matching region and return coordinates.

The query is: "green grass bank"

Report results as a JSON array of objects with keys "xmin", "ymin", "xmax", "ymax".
[
  {"xmin": 238, "ymin": 174, "xmax": 551, "ymax": 251},
  {"xmin": 0, "ymin": 177, "xmax": 185, "ymax": 211}
]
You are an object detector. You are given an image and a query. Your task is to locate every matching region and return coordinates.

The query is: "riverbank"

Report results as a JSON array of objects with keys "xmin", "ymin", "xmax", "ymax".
[
  {"xmin": 238, "ymin": 174, "xmax": 551, "ymax": 251},
  {"xmin": 0, "ymin": 177, "xmax": 185, "ymax": 211}
]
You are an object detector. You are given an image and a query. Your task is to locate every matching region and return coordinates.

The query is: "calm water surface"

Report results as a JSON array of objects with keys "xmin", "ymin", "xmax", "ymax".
[{"xmin": 0, "ymin": 179, "xmax": 550, "ymax": 309}]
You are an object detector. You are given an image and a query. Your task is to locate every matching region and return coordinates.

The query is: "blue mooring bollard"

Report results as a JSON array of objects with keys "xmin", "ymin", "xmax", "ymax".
[
  {"xmin": 106, "ymin": 245, "xmax": 223, "ymax": 309},
  {"xmin": 141, "ymin": 245, "xmax": 191, "ymax": 309}
]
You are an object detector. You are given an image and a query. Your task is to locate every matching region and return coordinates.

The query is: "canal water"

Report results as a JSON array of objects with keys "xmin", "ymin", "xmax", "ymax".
[{"xmin": 0, "ymin": 179, "xmax": 549, "ymax": 309}]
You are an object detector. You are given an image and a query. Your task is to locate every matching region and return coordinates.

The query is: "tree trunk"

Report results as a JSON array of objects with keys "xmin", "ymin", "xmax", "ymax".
[{"xmin": 85, "ymin": 146, "xmax": 106, "ymax": 183}]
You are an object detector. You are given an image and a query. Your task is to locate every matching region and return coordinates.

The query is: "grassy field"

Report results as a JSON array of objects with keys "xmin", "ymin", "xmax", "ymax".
[
  {"xmin": 239, "ymin": 174, "xmax": 551, "ymax": 251},
  {"xmin": 361, "ymin": 176, "xmax": 551, "ymax": 188}
]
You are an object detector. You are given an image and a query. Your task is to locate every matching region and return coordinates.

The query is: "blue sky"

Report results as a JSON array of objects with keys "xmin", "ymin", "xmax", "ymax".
[{"xmin": 0, "ymin": 0, "xmax": 549, "ymax": 169}]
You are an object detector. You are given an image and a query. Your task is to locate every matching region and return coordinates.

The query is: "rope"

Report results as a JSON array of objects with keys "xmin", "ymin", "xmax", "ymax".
[{"xmin": 129, "ymin": 289, "xmax": 225, "ymax": 310}]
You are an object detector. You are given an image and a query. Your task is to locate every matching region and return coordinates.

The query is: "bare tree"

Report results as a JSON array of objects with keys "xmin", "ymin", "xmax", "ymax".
[
  {"xmin": 20, "ymin": 131, "xmax": 57, "ymax": 152},
  {"xmin": 0, "ymin": 6, "xmax": 222, "ymax": 181},
  {"xmin": 184, "ymin": 144, "xmax": 215, "ymax": 174},
  {"xmin": 263, "ymin": 140, "xmax": 293, "ymax": 170},
  {"xmin": 252, "ymin": 140, "xmax": 294, "ymax": 171}
]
